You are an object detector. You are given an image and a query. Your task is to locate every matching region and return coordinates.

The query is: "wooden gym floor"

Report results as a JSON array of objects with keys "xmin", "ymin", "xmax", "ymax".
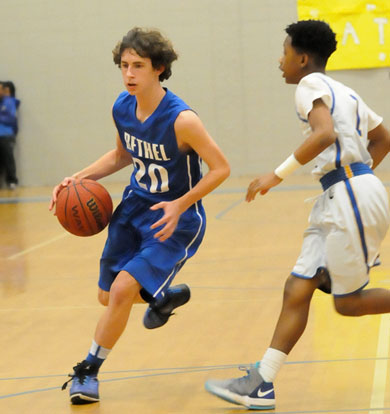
[{"xmin": 1, "ymin": 175, "xmax": 390, "ymax": 414}]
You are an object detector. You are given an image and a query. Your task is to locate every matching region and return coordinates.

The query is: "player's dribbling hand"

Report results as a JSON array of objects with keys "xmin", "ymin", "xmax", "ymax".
[
  {"xmin": 150, "ymin": 200, "xmax": 182, "ymax": 242},
  {"xmin": 49, "ymin": 176, "xmax": 76, "ymax": 211},
  {"xmin": 246, "ymin": 172, "xmax": 282, "ymax": 202}
]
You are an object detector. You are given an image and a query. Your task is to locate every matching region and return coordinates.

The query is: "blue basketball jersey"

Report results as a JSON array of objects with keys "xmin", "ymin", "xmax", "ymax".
[{"xmin": 112, "ymin": 88, "xmax": 203, "ymax": 202}]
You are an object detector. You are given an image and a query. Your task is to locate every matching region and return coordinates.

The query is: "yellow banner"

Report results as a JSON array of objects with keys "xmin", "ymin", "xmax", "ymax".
[{"xmin": 297, "ymin": 0, "xmax": 390, "ymax": 70}]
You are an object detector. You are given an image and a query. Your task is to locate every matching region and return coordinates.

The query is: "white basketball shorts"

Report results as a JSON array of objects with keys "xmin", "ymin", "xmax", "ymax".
[{"xmin": 292, "ymin": 173, "xmax": 389, "ymax": 296}]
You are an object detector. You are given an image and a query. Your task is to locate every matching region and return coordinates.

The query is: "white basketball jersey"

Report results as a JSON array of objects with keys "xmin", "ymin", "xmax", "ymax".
[{"xmin": 295, "ymin": 72, "xmax": 383, "ymax": 179}]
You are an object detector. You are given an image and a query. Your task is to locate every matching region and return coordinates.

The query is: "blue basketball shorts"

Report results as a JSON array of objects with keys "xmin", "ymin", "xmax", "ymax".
[{"xmin": 99, "ymin": 190, "xmax": 206, "ymax": 300}]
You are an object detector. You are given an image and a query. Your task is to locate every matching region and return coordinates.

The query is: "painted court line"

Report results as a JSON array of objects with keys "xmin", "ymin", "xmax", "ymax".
[
  {"xmin": 1, "ymin": 358, "xmax": 389, "ymax": 382},
  {"xmin": 6, "ymin": 232, "xmax": 68, "ymax": 260},
  {"xmin": 2, "ymin": 360, "xmax": 390, "ymax": 414},
  {"xmin": 0, "ymin": 305, "xmax": 101, "ymax": 312},
  {"xmin": 270, "ymin": 410, "xmax": 390, "ymax": 413},
  {"xmin": 370, "ymin": 314, "xmax": 390, "ymax": 413},
  {"xmin": 1, "ymin": 181, "xmax": 390, "ymax": 205},
  {"xmin": 215, "ymin": 196, "xmax": 244, "ymax": 219},
  {"xmin": 1, "ymin": 359, "xmax": 390, "ymax": 393},
  {"xmin": 0, "ymin": 386, "xmax": 60, "ymax": 399}
]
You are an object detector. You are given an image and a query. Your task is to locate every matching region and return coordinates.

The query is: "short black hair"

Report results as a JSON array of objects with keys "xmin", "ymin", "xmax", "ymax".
[
  {"xmin": 112, "ymin": 27, "xmax": 178, "ymax": 82},
  {"xmin": 285, "ymin": 20, "xmax": 337, "ymax": 67},
  {"xmin": 4, "ymin": 81, "xmax": 16, "ymax": 97}
]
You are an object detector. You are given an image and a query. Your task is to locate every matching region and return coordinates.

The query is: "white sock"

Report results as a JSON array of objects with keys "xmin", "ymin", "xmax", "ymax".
[
  {"xmin": 259, "ymin": 348, "xmax": 287, "ymax": 382},
  {"xmin": 89, "ymin": 339, "xmax": 111, "ymax": 360}
]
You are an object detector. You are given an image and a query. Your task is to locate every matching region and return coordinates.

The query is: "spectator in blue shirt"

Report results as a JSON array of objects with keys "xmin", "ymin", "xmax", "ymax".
[{"xmin": 0, "ymin": 81, "xmax": 20, "ymax": 189}]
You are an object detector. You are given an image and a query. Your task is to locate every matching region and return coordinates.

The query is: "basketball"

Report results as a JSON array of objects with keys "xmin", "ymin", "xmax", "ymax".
[{"xmin": 55, "ymin": 179, "xmax": 113, "ymax": 237}]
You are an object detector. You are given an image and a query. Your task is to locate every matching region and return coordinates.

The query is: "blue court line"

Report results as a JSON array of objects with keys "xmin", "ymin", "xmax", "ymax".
[
  {"xmin": 0, "ymin": 386, "xmax": 60, "ymax": 399},
  {"xmin": 215, "ymin": 196, "xmax": 245, "ymax": 219},
  {"xmin": 0, "ymin": 194, "xmax": 122, "ymax": 205},
  {"xmin": 215, "ymin": 180, "xmax": 390, "ymax": 220},
  {"xmin": 0, "ymin": 364, "xmax": 240, "ymax": 381},
  {"xmin": 1, "ymin": 357, "xmax": 388, "ymax": 383},
  {"xmin": 193, "ymin": 285, "xmax": 281, "ymax": 291},
  {"xmin": 0, "ymin": 184, "xmax": 317, "ymax": 205},
  {"xmin": 0, "ymin": 196, "xmax": 49, "ymax": 204},
  {"xmin": 0, "ymin": 366, "xmax": 237, "ymax": 399},
  {"xmin": 2, "ymin": 383, "xmax": 389, "ymax": 414},
  {"xmin": 269, "ymin": 409, "xmax": 390, "ymax": 413},
  {"xmin": 214, "ymin": 186, "xmax": 319, "ymax": 220},
  {"xmin": 2, "ymin": 180, "xmax": 390, "ymax": 205},
  {"xmin": 1, "ymin": 359, "xmax": 389, "ymax": 406}
]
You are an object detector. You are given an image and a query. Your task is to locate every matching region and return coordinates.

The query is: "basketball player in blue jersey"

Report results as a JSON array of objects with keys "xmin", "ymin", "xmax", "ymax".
[
  {"xmin": 205, "ymin": 20, "xmax": 390, "ymax": 410},
  {"xmin": 49, "ymin": 27, "xmax": 230, "ymax": 404}
]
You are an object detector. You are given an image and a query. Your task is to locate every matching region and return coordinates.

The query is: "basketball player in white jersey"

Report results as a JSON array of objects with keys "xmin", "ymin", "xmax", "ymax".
[{"xmin": 205, "ymin": 19, "xmax": 390, "ymax": 410}]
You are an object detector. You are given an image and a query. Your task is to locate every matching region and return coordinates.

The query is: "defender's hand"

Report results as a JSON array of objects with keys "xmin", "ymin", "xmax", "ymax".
[{"xmin": 246, "ymin": 172, "xmax": 282, "ymax": 202}]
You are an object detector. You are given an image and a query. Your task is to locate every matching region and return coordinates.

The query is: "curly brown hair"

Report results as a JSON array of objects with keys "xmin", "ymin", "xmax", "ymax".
[{"xmin": 113, "ymin": 27, "xmax": 178, "ymax": 82}]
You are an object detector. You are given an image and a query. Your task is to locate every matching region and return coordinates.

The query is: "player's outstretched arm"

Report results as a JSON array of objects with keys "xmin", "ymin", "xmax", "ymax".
[
  {"xmin": 246, "ymin": 98, "xmax": 336, "ymax": 202},
  {"xmin": 367, "ymin": 123, "xmax": 390, "ymax": 169},
  {"xmin": 246, "ymin": 173, "xmax": 282, "ymax": 201}
]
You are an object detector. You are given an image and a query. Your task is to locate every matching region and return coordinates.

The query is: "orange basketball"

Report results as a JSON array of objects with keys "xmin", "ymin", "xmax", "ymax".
[{"xmin": 55, "ymin": 179, "xmax": 113, "ymax": 237}]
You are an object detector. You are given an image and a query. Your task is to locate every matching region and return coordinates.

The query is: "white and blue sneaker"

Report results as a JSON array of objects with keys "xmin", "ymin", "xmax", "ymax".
[
  {"xmin": 62, "ymin": 360, "xmax": 99, "ymax": 405},
  {"xmin": 205, "ymin": 363, "xmax": 275, "ymax": 410}
]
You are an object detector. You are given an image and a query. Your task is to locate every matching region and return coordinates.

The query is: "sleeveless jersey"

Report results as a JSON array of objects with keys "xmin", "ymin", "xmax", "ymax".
[
  {"xmin": 112, "ymin": 88, "xmax": 203, "ymax": 202},
  {"xmin": 295, "ymin": 72, "xmax": 383, "ymax": 180}
]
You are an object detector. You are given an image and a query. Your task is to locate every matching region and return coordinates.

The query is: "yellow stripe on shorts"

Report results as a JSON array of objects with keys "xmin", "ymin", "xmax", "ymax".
[{"xmin": 344, "ymin": 165, "xmax": 353, "ymax": 178}]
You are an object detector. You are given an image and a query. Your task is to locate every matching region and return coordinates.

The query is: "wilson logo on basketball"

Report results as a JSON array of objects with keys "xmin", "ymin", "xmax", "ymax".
[
  {"xmin": 71, "ymin": 205, "xmax": 85, "ymax": 231},
  {"xmin": 87, "ymin": 198, "xmax": 105, "ymax": 229},
  {"xmin": 56, "ymin": 178, "xmax": 112, "ymax": 236}
]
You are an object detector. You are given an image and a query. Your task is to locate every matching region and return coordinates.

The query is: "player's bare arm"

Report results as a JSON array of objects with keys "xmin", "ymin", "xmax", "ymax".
[
  {"xmin": 174, "ymin": 110, "xmax": 230, "ymax": 208},
  {"xmin": 72, "ymin": 134, "xmax": 133, "ymax": 182},
  {"xmin": 367, "ymin": 123, "xmax": 390, "ymax": 169},
  {"xmin": 150, "ymin": 110, "xmax": 230, "ymax": 242},
  {"xmin": 246, "ymin": 99, "xmax": 336, "ymax": 202},
  {"xmin": 294, "ymin": 99, "xmax": 337, "ymax": 164},
  {"xmin": 49, "ymin": 134, "xmax": 132, "ymax": 211}
]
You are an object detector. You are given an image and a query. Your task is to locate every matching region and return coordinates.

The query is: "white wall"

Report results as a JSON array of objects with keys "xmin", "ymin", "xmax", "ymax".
[{"xmin": 1, "ymin": 0, "xmax": 390, "ymax": 186}]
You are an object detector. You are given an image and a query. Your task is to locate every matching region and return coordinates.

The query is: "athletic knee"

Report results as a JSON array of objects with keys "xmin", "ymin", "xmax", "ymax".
[
  {"xmin": 333, "ymin": 295, "xmax": 362, "ymax": 316},
  {"xmin": 283, "ymin": 276, "xmax": 297, "ymax": 302},
  {"xmin": 98, "ymin": 289, "xmax": 109, "ymax": 306},
  {"xmin": 109, "ymin": 273, "xmax": 140, "ymax": 306},
  {"xmin": 282, "ymin": 275, "xmax": 315, "ymax": 306}
]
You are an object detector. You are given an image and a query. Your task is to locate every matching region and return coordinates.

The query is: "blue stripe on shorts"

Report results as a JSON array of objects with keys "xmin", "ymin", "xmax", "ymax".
[{"xmin": 99, "ymin": 191, "xmax": 206, "ymax": 300}]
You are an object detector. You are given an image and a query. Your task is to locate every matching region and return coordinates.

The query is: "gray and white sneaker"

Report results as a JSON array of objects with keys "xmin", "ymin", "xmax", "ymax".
[{"xmin": 205, "ymin": 362, "xmax": 275, "ymax": 410}]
